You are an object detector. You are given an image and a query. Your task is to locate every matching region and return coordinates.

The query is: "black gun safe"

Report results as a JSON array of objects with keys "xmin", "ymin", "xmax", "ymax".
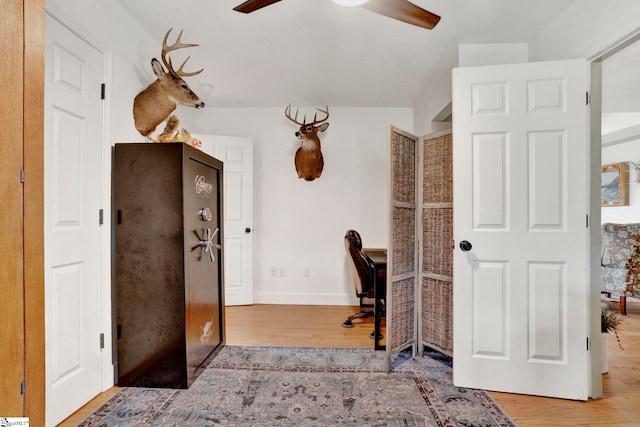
[{"xmin": 113, "ymin": 142, "xmax": 225, "ymax": 388}]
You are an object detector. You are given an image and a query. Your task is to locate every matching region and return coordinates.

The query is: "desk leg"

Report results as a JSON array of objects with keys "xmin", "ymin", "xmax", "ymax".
[
  {"xmin": 374, "ymin": 298, "xmax": 384, "ymax": 350},
  {"xmin": 374, "ymin": 266, "xmax": 385, "ymax": 351}
]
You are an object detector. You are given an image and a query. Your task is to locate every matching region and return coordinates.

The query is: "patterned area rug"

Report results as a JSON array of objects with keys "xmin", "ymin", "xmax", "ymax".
[{"xmin": 79, "ymin": 345, "xmax": 516, "ymax": 426}]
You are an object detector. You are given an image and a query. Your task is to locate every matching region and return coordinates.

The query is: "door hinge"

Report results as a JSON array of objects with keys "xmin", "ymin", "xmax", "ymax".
[
  {"xmin": 101, "ymin": 83, "xmax": 106, "ymax": 100},
  {"xmin": 21, "ymin": 380, "xmax": 26, "ymax": 394},
  {"xmin": 586, "ymin": 91, "xmax": 590, "ymax": 105},
  {"xmin": 100, "ymin": 333, "xmax": 105, "ymax": 349},
  {"xmin": 20, "ymin": 169, "xmax": 25, "ymax": 183},
  {"xmin": 586, "ymin": 214, "xmax": 589, "ymax": 228},
  {"xmin": 99, "ymin": 209, "xmax": 104, "ymax": 225},
  {"xmin": 586, "ymin": 337, "xmax": 590, "ymax": 351}
]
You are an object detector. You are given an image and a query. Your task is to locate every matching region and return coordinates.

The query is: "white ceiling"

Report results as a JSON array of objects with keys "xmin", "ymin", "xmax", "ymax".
[{"xmin": 118, "ymin": 0, "xmax": 577, "ymax": 108}]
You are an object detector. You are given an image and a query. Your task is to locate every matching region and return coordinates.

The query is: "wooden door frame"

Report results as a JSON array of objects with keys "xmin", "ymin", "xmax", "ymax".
[
  {"xmin": 25, "ymin": 0, "xmax": 45, "ymax": 423},
  {"xmin": 0, "ymin": 0, "xmax": 45, "ymax": 423},
  {"xmin": 1, "ymin": 0, "xmax": 28, "ymax": 415}
]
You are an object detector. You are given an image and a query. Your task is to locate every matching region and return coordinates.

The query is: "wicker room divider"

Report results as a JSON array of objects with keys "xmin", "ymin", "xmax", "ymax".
[
  {"xmin": 386, "ymin": 127, "xmax": 453, "ymax": 370},
  {"xmin": 421, "ymin": 130, "xmax": 453, "ymax": 355},
  {"xmin": 386, "ymin": 127, "xmax": 418, "ymax": 370}
]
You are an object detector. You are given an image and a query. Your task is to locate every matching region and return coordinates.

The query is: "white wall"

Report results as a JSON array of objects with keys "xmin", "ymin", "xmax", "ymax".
[
  {"xmin": 47, "ymin": 0, "xmax": 412, "ymax": 313},
  {"xmin": 194, "ymin": 107, "xmax": 412, "ymax": 304},
  {"xmin": 458, "ymin": 43, "xmax": 528, "ymax": 67},
  {"xmin": 48, "ymin": 0, "xmax": 640, "ymax": 309},
  {"xmin": 413, "ymin": 66, "xmax": 454, "ymax": 136},
  {"xmin": 601, "ymin": 38, "xmax": 640, "ymax": 224},
  {"xmin": 602, "ymin": 39, "xmax": 640, "ymax": 114}
]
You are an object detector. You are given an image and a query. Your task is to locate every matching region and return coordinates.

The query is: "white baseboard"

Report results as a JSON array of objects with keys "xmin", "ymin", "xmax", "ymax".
[{"xmin": 254, "ymin": 292, "xmax": 359, "ymax": 306}]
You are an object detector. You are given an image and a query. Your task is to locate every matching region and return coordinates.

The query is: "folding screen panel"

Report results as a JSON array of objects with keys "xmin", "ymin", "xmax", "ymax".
[
  {"xmin": 386, "ymin": 126, "xmax": 419, "ymax": 369},
  {"xmin": 420, "ymin": 129, "xmax": 453, "ymax": 355}
]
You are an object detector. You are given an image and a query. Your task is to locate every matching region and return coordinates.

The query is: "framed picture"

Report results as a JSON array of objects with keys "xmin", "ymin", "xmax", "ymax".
[{"xmin": 601, "ymin": 162, "xmax": 629, "ymax": 206}]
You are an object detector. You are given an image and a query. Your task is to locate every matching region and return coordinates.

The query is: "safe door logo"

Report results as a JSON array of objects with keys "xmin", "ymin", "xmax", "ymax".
[
  {"xmin": 200, "ymin": 318, "xmax": 214, "ymax": 343},
  {"xmin": 0, "ymin": 418, "xmax": 29, "ymax": 427},
  {"xmin": 194, "ymin": 175, "xmax": 214, "ymax": 198}
]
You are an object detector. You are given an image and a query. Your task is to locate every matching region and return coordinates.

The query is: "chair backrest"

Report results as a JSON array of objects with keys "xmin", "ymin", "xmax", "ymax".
[
  {"xmin": 601, "ymin": 223, "xmax": 640, "ymax": 297},
  {"xmin": 601, "ymin": 223, "xmax": 640, "ymax": 268},
  {"xmin": 344, "ymin": 230, "xmax": 375, "ymax": 298}
]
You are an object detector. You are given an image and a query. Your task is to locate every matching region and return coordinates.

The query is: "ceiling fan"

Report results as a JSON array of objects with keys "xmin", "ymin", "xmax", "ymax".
[{"xmin": 233, "ymin": 0, "xmax": 441, "ymax": 30}]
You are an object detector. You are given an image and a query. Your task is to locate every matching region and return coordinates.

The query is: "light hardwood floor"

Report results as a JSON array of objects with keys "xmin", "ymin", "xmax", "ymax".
[{"xmin": 59, "ymin": 303, "xmax": 639, "ymax": 426}]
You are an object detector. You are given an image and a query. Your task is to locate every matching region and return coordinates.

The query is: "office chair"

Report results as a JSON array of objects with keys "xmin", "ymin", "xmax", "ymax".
[{"xmin": 342, "ymin": 230, "xmax": 386, "ymax": 339}]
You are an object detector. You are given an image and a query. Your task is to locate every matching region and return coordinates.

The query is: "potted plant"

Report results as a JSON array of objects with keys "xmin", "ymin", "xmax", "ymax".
[{"xmin": 601, "ymin": 308, "xmax": 623, "ymax": 374}]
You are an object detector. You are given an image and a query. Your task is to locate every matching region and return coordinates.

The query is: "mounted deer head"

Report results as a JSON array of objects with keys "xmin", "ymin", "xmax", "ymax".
[
  {"xmin": 133, "ymin": 28, "xmax": 205, "ymax": 139},
  {"xmin": 285, "ymin": 104, "xmax": 330, "ymax": 181}
]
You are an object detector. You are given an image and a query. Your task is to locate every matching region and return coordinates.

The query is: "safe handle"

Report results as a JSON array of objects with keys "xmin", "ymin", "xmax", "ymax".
[{"xmin": 194, "ymin": 227, "xmax": 221, "ymax": 262}]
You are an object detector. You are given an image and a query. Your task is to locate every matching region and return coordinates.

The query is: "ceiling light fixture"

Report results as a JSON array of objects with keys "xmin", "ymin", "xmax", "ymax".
[{"xmin": 332, "ymin": 0, "xmax": 370, "ymax": 7}]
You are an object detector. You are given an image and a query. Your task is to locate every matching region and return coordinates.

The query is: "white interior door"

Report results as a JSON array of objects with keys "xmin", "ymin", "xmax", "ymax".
[
  {"xmin": 452, "ymin": 59, "xmax": 591, "ymax": 400},
  {"xmin": 197, "ymin": 135, "xmax": 254, "ymax": 306},
  {"xmin": 44, "ymin": 15, "xmax": 104, "ymax": 425}
]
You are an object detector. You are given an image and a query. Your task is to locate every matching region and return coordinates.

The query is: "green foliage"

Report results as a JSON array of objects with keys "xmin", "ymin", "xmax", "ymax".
[{"xmin": 601, "ymin": 308, "xmax": 624, "ymax": 349}]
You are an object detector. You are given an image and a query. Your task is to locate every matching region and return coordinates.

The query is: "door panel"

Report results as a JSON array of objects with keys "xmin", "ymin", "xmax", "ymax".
[
  {"xmin": 528, "ymin": 262, "xmax": 565, "ymax": 361},
  {"xmin": 472, "ymin": 133, "xmax": 507, "ymax": 228},
  {"xmin": 197, "ymin": 135, "xmax": 254, "ymax": 306},
  {"xmin": 529, "ymin": 131, "xmax": 565, "ymax": 228},
  {"xmin": 45, "ymin": 15, "xmax": 103, "ymax": 425},
  {"xmin": 185, "ymin": 153, "xmax": 223, "ymax": 378},
  {"xmin": 453, "ymin": 59, "xmax": 590, "ymax": 400},
  {"xmin": 471, "ymin": 261, "xmax": 507, "ymax": 357}
]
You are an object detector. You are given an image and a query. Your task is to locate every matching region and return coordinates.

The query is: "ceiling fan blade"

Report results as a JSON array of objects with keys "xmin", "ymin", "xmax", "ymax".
[
  {"xmin": 233, "ymin": 0, "xmax": 282, "ymax": 13},
  {"xmin": 361, "ymin": 0, "xmax": 441, "ymax": 30}
]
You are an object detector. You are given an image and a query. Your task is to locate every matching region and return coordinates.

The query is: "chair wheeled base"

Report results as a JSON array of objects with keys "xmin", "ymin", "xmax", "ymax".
[{"xmin": 341, "ymin": 309, "xmax": 373, "ymax": 328}]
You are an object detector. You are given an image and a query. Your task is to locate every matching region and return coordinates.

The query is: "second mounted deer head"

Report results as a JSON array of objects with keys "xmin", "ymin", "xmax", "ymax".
[
  {"xmin": 133, "ymin": 28, "xmax": 205, "ymax": 140},
  {"xmin": 285, "ymin": 104, "xmax": 330, "ymax": 181}
]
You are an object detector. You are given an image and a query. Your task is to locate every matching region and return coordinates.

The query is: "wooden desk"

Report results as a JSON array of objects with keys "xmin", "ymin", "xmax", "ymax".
[{"xmin": 363, "ymin": 248, "xmax": 387, "ymax": 350}]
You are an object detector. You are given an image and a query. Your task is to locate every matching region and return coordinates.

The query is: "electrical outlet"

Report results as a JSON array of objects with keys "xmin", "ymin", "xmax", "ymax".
[
  {"xmin": 278, "ymin": 267, "xmax": 285, "ymax": 277},
  {"xmin": 304, "ymin": 268, "xmax": 310, "ymax": 277},
  {"xmin": 270, "ymin": 267, "xmax": 277, "ymax": 277}
]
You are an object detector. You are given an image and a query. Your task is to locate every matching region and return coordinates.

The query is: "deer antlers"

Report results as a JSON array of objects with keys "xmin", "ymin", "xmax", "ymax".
[
  {"xmin": 161, "ymin": 28, "xmax": 204, "ymax": 78},
  {"xmin": 132, "ymin": 28, "xmax": 205, "ymax": 140},
  {"xmin": 285, "ymin": 103, "xmax": 330, "ymax": 126}
]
